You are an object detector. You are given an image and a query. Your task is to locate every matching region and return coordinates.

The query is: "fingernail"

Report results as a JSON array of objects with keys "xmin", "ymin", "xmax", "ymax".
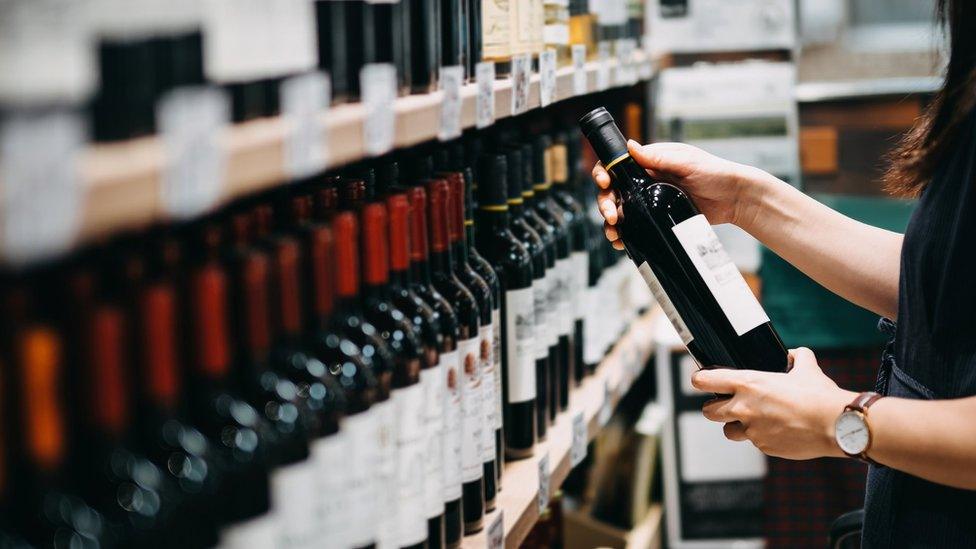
[{"xmin": 627, "ymin": 139, "xmax": 639, "ymax": 147}]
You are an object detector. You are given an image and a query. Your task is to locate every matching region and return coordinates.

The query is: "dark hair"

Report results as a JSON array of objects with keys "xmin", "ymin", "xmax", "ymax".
[{"xmin": 885, "ymin": 0, "xmax": 976, "ymax": 197}]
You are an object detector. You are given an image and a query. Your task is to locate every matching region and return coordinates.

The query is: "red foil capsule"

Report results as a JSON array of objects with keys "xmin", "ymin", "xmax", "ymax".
[
  {"xmin": 426, "ymin": 179, "xmax": 451, "ymax": 254},
  {"xmin": 238, "ymin": 253, "xmax": 272, "ymax": 358},
  {"xmin": 332, "ymin": 211, "xmax": 361, "ymax": 298},
  {"xmin": 387, "ymin": 193, "xmax": 411, "ymax": 272},
  {"xmin": 139, "ymin": 282, "xmax": 181, "ymax": 412},
  {"xmin": 445, "ymin": 172, "xmax": 465, "ymax": 244},
  {"xmin": 361, "ymin": 202, "xmax": 390, "ymax": 286},
  {"xmin": 190, "ymin": 265, "xmax": 231, "ymax": 379},
  {"xmin": 88, "ymin": 305, "xmax": 129, "ymax": 436},
  {"xmin": 307, "ymin": 225, "xmax": 336, "ymax": 318},
  {"xmin": 271, "ymin": 238, "xmax": 304, "ymax": 338},
  {"xmin": 407, "ymin": 186, "xmax": 430, "ymax": 262}
]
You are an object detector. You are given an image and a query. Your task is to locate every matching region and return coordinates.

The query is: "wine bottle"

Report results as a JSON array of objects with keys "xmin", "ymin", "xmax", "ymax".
[
  {"xmin": 474, "ymin": 153, "xmax": 537, "ymax": 460},
  {"xmin": 441, "ymin": 0, "xmax": 465, "ymax": 71},
  {"xmin": 427, "ymin": 179, "xmax": 486, "ymax": 534},
  {"xmin": 315, "ymin": 0, "xmax": 351, "ymax": 103},
  {"xmin": 579, "ymin": 107, "xmax": 789, "ymax": 372}
]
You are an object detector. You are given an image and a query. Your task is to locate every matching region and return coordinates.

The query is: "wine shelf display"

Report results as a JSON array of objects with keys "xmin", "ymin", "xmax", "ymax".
[{"xmin": 463, "ymin": 308, "xmax": 661, "ymax": 549}]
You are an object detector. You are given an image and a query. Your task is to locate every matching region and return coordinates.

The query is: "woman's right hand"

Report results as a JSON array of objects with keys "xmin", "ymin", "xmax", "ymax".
[{"xmin": 591, "ymin": 140, "xmax": 772, "ymax": 249}]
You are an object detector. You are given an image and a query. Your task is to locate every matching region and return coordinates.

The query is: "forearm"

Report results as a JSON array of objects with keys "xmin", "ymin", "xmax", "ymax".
[{"xmin": 735, "ymin": 169, "xmax": 902, "ymax": 319}]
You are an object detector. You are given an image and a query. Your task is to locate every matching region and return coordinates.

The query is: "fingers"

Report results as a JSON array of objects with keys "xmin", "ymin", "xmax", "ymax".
[
  {"xmin": 702, "ymin": 397, "xmax": 735, "ymax": 423},
  {"xmin": 627, "ymin": 140, "xmax": 694, "ymax": 180},
  {"xmin": 598, "ymin": 189, "xmax": 618, "ymax": 225},
  {"xmin": 787, "ymin": 347, "xmax": 817, "ymax": 373},
  {"xmin": 591, "ymin": 162, "xmax": 612, "ymax": 190},
  {"xmin": 604, "ymin": 221, "xmax": 619, "ymax": 242},
  {"xmin": 723, "ymin": 421, "xmax": 748, "ymax": 442},
  {"xmin": 691, "ymin": 367, "xmax": 748, "ymax": 394}
]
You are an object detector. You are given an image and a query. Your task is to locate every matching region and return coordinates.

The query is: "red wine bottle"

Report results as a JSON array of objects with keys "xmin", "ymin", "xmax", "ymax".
[
  {"xmin": 579, "ymin": 107, "xmax": 789, "ymax": 373},
  {"xmin": 427, "ymin": 179, "xmax": 486, "ymax": 534},
  {"xmin": 473, "ymin": 153, "xmax": 538, "ymax": 460}
]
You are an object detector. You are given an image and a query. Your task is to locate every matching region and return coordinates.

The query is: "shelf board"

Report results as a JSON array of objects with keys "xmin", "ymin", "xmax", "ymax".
[
  {"xmin": 462, "ymin": 308, "xmax": 661, "ymax": 549},
  {"xmin": 74, "ymin": 53, "xmax": 654, "ymax": 248}
]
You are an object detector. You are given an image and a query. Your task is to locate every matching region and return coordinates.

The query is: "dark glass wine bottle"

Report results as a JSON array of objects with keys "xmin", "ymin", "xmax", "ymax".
[
  {"xmin": 474, "ymin": 153, "xmax": 537, "ymax": 460},
  {"xmin": 315, "ymin": 0, "xmax": 350, "ymax": 103},
  {"xmin": 441, "ymin": 0, "xmax": 465, "ymax": 71},
  {"xmin": 579, "ymin": 107, "xmax": 789, "ymax": 373},
  {"xmin": 427, "ymin": 179, "xmax": 485, "ymax": 534},
  {"xmin": 407, "ymin": 0, "xmax": 439, "ymax": 93}
]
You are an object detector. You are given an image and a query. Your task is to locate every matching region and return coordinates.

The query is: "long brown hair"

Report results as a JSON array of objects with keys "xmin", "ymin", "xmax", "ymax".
[{"xmin": 885, "ymin": 0, "xmax": 976, "ymax": 197}]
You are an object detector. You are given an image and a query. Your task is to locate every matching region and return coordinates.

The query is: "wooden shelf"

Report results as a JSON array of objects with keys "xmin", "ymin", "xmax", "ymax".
[
  {"xmin": 462, "ymin": 308, "xmax": 661, "ymax": 549},
  {"xmin": 74, "ymin": 53, "xmax": 654, "ymax": 247}
]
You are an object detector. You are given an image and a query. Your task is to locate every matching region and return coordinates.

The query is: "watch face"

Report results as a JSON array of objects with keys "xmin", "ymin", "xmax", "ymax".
[{"xmin": 835, "ymin": 410, "xmax": 870, "ymax": 455}]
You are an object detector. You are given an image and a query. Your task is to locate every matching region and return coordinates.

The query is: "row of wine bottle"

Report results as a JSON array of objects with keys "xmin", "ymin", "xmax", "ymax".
[{"xmin": 0, "ymin": 111, "xmax": 646, "ymax": 548}]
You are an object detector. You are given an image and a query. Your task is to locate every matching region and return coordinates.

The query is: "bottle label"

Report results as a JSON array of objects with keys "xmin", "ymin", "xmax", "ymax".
[
  {"xmin": 544, "ymin": 270, "xmax": 560, "ymax": 346},
  {"xmin": 491, "ymin": 307, "xmax": 504, "ymax": 428},
  {"xmin": 479, "ymin": 323, "xmax": 498, "ymax": 462},
  {"xmin": 441, "ymin": 350, "xmax": 464, "ymax": 501},
  {"xmin": 531, "ymin": 276, "xmax": 549, "ymax": 359},
  {"xmin": 556, "ymin": 257, "xmax": 574, "ymax": 336},
  {"xmin": 506, "ymin": 287, "xmax": 537, "ymax": 403},
  {"xmin": 312, "ymin": 431, "xmax": 351, "ymax": 549},
  {"xmin": 394, "ymin": 383, "xmax": 428, "ymax": 546},
  {"xmin": 572, "ymin": 251, "xmax": 589, "ymax": 321},
  {"xmin": 271, "ymin": 458, "xmax": 320, "ymax": 549},
  {"xmin": 583, "ymin": 286, "xmax": 603, "ymax": 365},
  {"xmin": 671, "ymin": 215, "xmax": 769, "ymax": 336},
  {"xmin": 373, "ymin": 398, "xmax": 398, "ymax": 549},
  {"xmin": 220, "ymin": 512, "xmax": 278, "ymax": 549},
  {"xmin": 345, "ymin": 409, "xmax": 380, "ymax": 548},
  {"xmin": 637, "ymin": 262, "xmax": 694, "ymax": 345},
  {"xmin": 421, "ymin": 363, "xmax": 446, "ymax": 518},
  {"xmin": 458, "ymin": 337, "xmax": 484, "ymax": 483}
]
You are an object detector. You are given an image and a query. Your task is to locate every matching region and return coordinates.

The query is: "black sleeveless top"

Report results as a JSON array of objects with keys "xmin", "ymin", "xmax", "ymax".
[{"xmin": 863, "ymin": 111, "xmax": 976, "ymax": 547}]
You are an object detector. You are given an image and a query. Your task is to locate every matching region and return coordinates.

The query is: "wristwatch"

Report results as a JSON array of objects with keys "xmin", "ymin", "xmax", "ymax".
[{"xmin": 834, "ymin": 391, "xmax": 883, "ymax": 464}]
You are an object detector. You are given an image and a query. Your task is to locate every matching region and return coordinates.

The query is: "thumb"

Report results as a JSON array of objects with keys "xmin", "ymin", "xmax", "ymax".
[
  {"xmin": 788, "ymin": 347, "xmax": 818, "ymax": 373},
  {"xmin": 627, "ymin": 141, "xmax": 695, "ymax": 179}
]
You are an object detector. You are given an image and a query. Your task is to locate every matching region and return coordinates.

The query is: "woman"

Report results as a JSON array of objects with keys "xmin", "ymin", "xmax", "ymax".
[{"xmin": 591, "ymin": 1, "xmax": 976, "ymax": 546}]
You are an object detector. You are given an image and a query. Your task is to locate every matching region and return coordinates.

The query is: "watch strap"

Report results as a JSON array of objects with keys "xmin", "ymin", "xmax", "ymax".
[{"xmin": 843, "ymin": 391, "xmax": 882, "ymax": 465}]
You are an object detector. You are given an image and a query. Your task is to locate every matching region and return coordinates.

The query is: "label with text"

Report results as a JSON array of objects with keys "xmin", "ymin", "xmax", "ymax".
[
  {"xmin": 361, "ymin": 63, "xmax": 397, "ymax": 156},
  {"xmin": 476, "ymin": 61, "xmax": 496, "ymax": 129},
  {"xmin": 281, "ymin": 71, "xmax": 330, "ymax": 178},
  {"xmin": 637, "ymin": 261, "xmax": 694, "ymax": 345},
  {"xmin": 505, "ymin": 287, "xmax": 537, "ymax": 403}
]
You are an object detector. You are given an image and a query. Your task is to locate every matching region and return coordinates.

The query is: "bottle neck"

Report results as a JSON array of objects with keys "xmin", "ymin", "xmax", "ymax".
[
  {"xmin": 411, "ymin": 258, "xmax": 433, "ymax": 286},
  {"xmin": 508, "ymin": 197, "xmax": 525, "ymax": 217},
  {"xmin": 389, "ymin": 266, "xmax": 411, "ymax": 289},
  {"xmin": 478, "ymin": 207, "xmax": 510, "ymax": 232}
]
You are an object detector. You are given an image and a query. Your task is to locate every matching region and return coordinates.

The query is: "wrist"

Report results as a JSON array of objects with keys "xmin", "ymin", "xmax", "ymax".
[
  {"xmin": 821, "ymin": 388, "xmax": 860, "ymax": 458},
  {"xmin": 730, "ymin": 164, "xmax": 782, "ymax": 233}
]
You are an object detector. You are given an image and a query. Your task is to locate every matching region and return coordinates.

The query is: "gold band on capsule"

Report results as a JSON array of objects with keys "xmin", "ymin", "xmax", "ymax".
[
  {"xmin": 480, "ymin": 204, "xmax": 508, "ymax": 212},
  {"xmin": 464, "ymin": 220, "xmax": 474, "ymax": 226},
  {"xmin": 507, "ymin": 198, "xmax": 524, "ymax": 205},
  {"xmin": 604, "ymin": 152, "xmax": 630, "ymax": 171},
  {"xmin": 533, "ymin": 182, "xmax": 551, "ymax": 191},
  {"xmin": 522, "ymin": 190, "xmax": 534, "ymax": 197}
]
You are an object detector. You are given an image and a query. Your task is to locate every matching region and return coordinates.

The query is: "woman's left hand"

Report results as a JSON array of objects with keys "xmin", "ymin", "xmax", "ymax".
[{"xmin": 692, "ymin": 348, "xmax": 858, "ymax": 460}]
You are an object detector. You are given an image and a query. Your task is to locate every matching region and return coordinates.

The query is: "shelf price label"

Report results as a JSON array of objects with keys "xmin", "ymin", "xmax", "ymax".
[
  {"xmin": 599, "ymin": 379, "xmax": 614, "ymax": 427},
  {"xmin": 596, "ymin": 42, "xmax": 611, "ymax": 91},
  {"xmin": 572, "ymin": 44, "xmax": 587, "ymax": 96},
  {"xmin": 486, "ymin": 510, "xmax": 504, "ymax": 549},
  {"xmin": 0, "ymin": 110, "xmax": 83, "ymax": 265},
  {"xmin": 476, "ymin": 61, "xmax": 496, "ymax": 129},
  {"xmin": 571, "ymin": 411, "xmax": 587, "ymax": 467},
  {"xmin": 439, "ymin": 65, "xmax": 464, "ymax": 141},
  {"xmin": 511, "ymin": 53, "xmax": 532, "ymax": 115},
  {"xmin": 539, "ymin": 49, "xmax": 557, "ymax": 107},
  {"xmin": 281, "ymin": 71, "xmax": 330, "ymax": 179},
  {"xmin": 537, "ymin": 452, "xmax": 551, "ymax": 514},
  {"xmin": 157, "ymin": 86, "xmax": 229, "ymax": 221},
  {"xmin": 361, "ymin": 63, "xmax": 397, "ymax": 156}
]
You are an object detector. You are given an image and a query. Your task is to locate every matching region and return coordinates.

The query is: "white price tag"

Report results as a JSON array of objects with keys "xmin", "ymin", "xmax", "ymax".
[
  {"xmin": 571, "ymin": 44, "xmax": 587, "ymax": 96},
  {"xmin": 475, "ymin": 61, "xmax": 496, "ymax": 129},
  {"xmin": 596, "ymin": 42, "xmax": 611, "ymax": 91},
  {"xmin": 157, "ymin": 86, "xmax": 229, "ymax": 220},
  {"xmin": 510, "ymin": 54, "xmax": 532, "ymax": 115},
  {"xmin": 537, "ymin": 453, "xmax": 550, "ymax": 514},
  {"xmin": 281, "ymin": 71, "xmax": 330, "ymax": 179},
  {"xmin": 486, "ymin": 511, "xmax": 504, "ymax": 549},
  {"xmin": 598, "ymin": 379, "xmax": 613, "ymax": 427},
  {"xmin": 570, "ymin": 411, "xmax": 587, "ymax": 467},
  {"xmin": 439, "ymin": 65, "xmax": 464, "ymax": 141},
  {"xmin": 360, "ymin": 63, "xmax": 397, "ymax": 156},
  {"xmin": 539, "ymin": 49, "xmax": 557, "ymax": 107},
  {"xmin": 0, "ymin": 110, "xmax": 83, "ymax": 264}
]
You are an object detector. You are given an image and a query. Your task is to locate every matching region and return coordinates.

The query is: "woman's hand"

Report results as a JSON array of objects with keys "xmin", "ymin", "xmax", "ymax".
[
  {"xmin": 692, "ymin": 348, "xmax": 857, "ymax": 460},
  {"xmin": 591, "ymin": 140, "xmax": 774, "ymax": 249}
]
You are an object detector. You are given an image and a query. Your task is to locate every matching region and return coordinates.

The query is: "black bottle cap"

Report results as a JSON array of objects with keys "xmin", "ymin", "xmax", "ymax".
[
  {"xmin": 405, "ymin": 154, "xmax": 434, "ymax": 183},
  {"xmin": 376, "ymin": 161, "xmax": 399, "ymax": 194},
  {"xmin": 503, "ymin": 148, "xmax": 523, "ymax": 200},
  {"xmin": 476, "ymin": 155, "xmax": 508, "ymax": 208},
  {"xmin": 579, "ymin": 107, "xmax": 629, "ymax": 166},
  {"xmin": 531, "ymin": 135, "xmax": 551, "ymax": 185},
  {"xmin": 433, "ymin": 147, "xmax": 452, "ymax": 172},
  {"xmin": 448, "ymin": 142, "xmax": 466, "ymax": 171}
]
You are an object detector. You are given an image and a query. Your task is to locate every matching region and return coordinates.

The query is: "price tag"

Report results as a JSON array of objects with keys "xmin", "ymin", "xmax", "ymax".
[
  {"xmin": 486, "ymin": 511, "xmax": 504, "ymax": 549},
  {"xmin": 157, "ymin": 86, "xmax": 229, "ymax": 220},
  {"xmin": 571, "ymin": 44, "xmax": 587, "ymax": 96},
  {"xmin": 360, "ymin": 63, "xmax": 397, "ymax": 156},
  {"xmin": 438, "ymin": 65, "xmax": 464, "ymax": 141},
  {"xmin": 613, "ymin": 40, "xmax": 627, "ymax": 86},
  {"xmin": 537, "ymin": 452, "xmax": 551, "ymax": 514},
  {"xmin": 596, "ymin": 42, "xmax": 611, "ymax": 91},
  {"xmin": 281, "ymin": 71, "xmax": 330, "ymax": 179},
  {"xmin": 475, "ymin": 61, "xmax": 496, "ymax": 129},
  {"xmin": 570, "ymin": 411, "xmax": 587, "ymax": 467},
  {"xmin": 0, "ymin": 110, "xmax": 83, "ymax": 265},
  {"xmin": 539, "ymin": 49, "xmax": 557, "ymax": 107},
  {"xmin": 599, "ymin": 379, "xmax": 613, "ymax": 426},
  {"xmin": 510, "ymin": 53, "xmax": 532, "ymax": 115}
]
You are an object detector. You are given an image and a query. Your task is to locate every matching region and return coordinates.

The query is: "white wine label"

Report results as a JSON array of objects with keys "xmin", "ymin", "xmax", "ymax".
[
  {"xmin": 596, "ymin": 42, "xmax": 611, "ymax": 91},
  {"xmin": 671, "ymin": 214, "xmax": 769, "ymax": 336},
  {"xmin": 312, "ymin": 431, "xmax": 350, "ymax": 549},
  {"xmin": 490, "ymin": 307, "xmax": 504, "ymax": 428},
  {"xmin": 537, "ymin": 452, "xmax": 550, "ymax": 514},
  {"xmin": 571, "ymin": 251, "xmax": 589, "ymax": 320},
  {"xmin": 420, "ymin": 363, "xmax": 446, "ymax": 518},
  {"xmin": 475, "ymin": 61, "xmax": 496, "ymax": 129},
  {"xmin": 220, "ymin": 512, "xmax": 278, "ymax": 549},
  {"xmin": 539, "ymin": 49, "xmax": 557, "ymax": 107},
  {"xmin": 345, "ymin": 409, "xmax": 380, "ymax": 548},
  {"xmin": 511, "ymin": 53, "xmax": 532, "ymax": 115},
  {"xmin": 441, "ymin": 349, "xmax": 464, "ymax": 501},
  {"xmin": 570, "ymin": 411, "xmax": 587, "ymax": 467},
  {"xmin": 361, "ymin": 63, "xmax": 397, "ymax": 157},
  {"xmin": 583, "ymin": 286, "xmax": 603, "ymax": 365},
  {"xmin": 479, "ymin": 324, "xmax": 498, "ymax": 462},
  {"xmin": 637, "ymin": 261, "xmax": 693, "ymax": 345},
  {"xmin": 281, "ymin": 71, "xmax": 329, "ymax": 179},
  {"xmin": 505, "ymin": 287, "xmax": 537, "ymax": 403},
  {"xmin": 531, "ymin": 277, "xmax": 550, "ymax": 359},
  {"xmin": 556, "ymin": 258, "xmax": 574, "ymax": 336},
  {"xmin": 458, "ymin": 337, "xmax": 484, "ymax": 483},
  {"xmin": 271, "ymin": 458, "xmax": 320, "ymax": 549},
  {"xmin": 543, "ymin": 270, "xmax": 560, "ymax": 346},
  {"xmin": 374, "ymin": 398, "xmax": 398, "ymax": 549},
  {"xmin": 394, "ymin": 383, "xmax": 428, "ymax": 546},
  {"xmin": 571, "ymin": 44, "xmax": 587, "ymax": 96},
  {"xmin": 439, "ymin": 64, "xmax": 464, "ymax": 141},
  {"xmin": 157, "ymin": 86, "xmax": 228, "ymax": 220}
]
